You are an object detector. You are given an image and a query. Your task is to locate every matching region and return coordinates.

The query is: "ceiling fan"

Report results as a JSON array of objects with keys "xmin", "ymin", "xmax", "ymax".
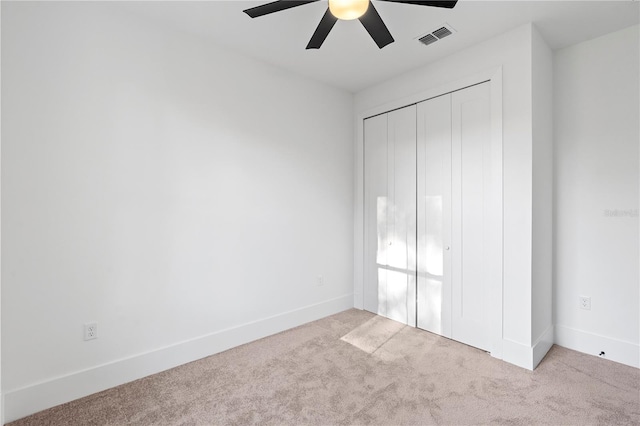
[{"xmin": 243, "ymin": 0, "xmax": 458, "ymax": 49}]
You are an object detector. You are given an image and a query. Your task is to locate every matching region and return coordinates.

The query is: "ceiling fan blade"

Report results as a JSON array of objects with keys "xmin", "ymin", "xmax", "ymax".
[
  {"xmin": 306, "ymin": 9, "xmax": 338, "ymax": 49},
  {"xmin": 377, "ymin": 0, "xmax": 458, "ymax": 9},
  {"xmin": 358, "ymin": 2, "xmax": 394, "ymax": 49},
  {"xmin": 243, "ymin": 0, "xmax": 320, "ymax": 18}
]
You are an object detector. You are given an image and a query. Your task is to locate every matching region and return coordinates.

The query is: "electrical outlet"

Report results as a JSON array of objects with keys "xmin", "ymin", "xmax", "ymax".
[
  {"xmin": 579, "ymin": 296, "xmax": 591, "ymax": 310},
  {"xmin": 317, "ymin": 275, "xmax": 324, "ymax": 286},
  {"xmin": 84, "ymin": 322, "xmax": 98, "ymax": 341}
]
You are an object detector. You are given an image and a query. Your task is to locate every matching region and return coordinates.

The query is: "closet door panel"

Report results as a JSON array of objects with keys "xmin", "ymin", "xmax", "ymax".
[
  {"xmin": 451, "ymin": 82, "xmax": 491, "ymax": 351},
  {"xmin": 363, "ymin": 114, "xmax": 388, "ymax": 315},
  {"xmin": 416, "ymin": 95, "xmax": 452, "ymax": 336},
  {"xmin": 387, "ymin": 105, "xmax": 417, "ymax": 326}
]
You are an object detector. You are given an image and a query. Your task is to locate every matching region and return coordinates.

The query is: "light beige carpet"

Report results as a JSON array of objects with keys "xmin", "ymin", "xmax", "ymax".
[{"xmin": 10, "ymin": 309, "xmax": 640, "ymax": 425}]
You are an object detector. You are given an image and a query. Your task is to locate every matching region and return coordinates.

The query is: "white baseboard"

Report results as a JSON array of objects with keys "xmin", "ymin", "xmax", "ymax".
[
  {"xmin": 3, "ymin": 294, "xmax": 353, "ymax": 424},
  {"xmin": 353, "ymin": 292, "xmax": 363, "ymax": 310},
  {"xmin": 501, "ymin": 326, "xmax": 554, "ymax": 371},
  {"xmin": 502, "ymin": 339, "xmax": 534, "ymax": 370},
  {"xmin": 532, "ymin": 325, "xmax": 554, "ymax": 368},
  {"xmin": 554, "ymin": 324, "xmax": 640, "ymax": 369}
]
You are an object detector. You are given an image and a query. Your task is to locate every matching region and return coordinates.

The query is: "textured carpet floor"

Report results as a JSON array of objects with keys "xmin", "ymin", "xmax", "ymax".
[{"xmin": 10, "ymin": 309, "xmax": 640, "ymax": 425}]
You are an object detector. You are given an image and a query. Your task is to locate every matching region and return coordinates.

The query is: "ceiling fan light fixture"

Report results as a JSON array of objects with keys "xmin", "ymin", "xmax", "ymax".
[{"xmin": 329, "ymin": 0, "xmax": 369, "ymax": 20}]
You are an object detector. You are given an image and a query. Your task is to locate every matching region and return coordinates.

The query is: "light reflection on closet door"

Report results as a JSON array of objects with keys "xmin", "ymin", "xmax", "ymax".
[
  {"xmin": 417, "ymin": 94, "xmax": 452, "ymax": 336},
  {"xmin": 386, "ymin": 105, "xmax": 417, "ymax": 326},
  {"xmin": 363, "ymin": 114, "xmax": 388, "ymax": 316},
  {"xmin": 363, "ymin": 105, "xmax": 416, "ymax": 326}
]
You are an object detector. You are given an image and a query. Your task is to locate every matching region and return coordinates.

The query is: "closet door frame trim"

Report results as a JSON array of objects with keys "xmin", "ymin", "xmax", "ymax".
[{"xmin": 354, "ymin": 67, "xmax": 504, "ymax": 360}]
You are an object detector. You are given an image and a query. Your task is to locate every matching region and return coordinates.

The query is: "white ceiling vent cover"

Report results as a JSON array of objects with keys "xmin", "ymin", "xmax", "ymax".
[
  {"xmin": 418, "ymin": 33, "xmax": 438, "ymax": 46},
  {"xmin": 417, "ymin": 23, "xmax": 456, "ymax": 47}
]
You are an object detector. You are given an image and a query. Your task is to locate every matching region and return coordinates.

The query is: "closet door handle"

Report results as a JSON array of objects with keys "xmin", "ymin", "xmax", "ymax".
[{"xmin": 445, "ymin": 246, "xmax": 450, "ymax": 251}]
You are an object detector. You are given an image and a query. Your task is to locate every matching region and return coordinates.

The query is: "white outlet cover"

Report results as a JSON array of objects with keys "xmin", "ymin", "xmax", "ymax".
[
  {"xmin": 579, "ymin": 296, "xmax": 591, "ymax": 310},
  {"xmin": 84, "ymin": 322, "xmax": 98, "ymax": 341}
]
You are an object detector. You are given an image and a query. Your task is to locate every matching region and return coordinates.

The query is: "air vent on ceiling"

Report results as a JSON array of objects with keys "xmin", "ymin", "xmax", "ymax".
[
  {"xmin": 417, "ymin": 23, "xmax": 456, "ymax": 47},
  {"xmin": 432, "ymin": 26, "xmax": 452, "ymax": 39},
  {"xmin": 418, "ymin": 33, "xmax": 438, "ymax": 46}
]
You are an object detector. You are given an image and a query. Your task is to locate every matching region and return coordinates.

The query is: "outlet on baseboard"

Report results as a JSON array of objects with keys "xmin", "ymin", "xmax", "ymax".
[
  {"xmin": 579, "ymin": 296, "xmax": 591, "ymax": 310},
  {"xmin": 316, "ymin": 275, "xmax": 324, "ymax": 286},
  {"xmin": 84, "ymin": 322, "xmax": 98, "ymax": 341}
]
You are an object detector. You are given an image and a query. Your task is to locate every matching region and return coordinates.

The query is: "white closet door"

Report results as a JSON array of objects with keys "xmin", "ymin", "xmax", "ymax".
[
  {"xmin": 451, "ymin": 82, "xmax": 492, "ymax": 351},
  {"xmin": 363, "ymin": 114, "xmax": 388, "ymax": 315},
  {"xmin": 363, "ymin": 105, "xmax": 416, "ymax": 326},
  {"xmin": 416, "ymin": 94, "xmax": 452, "ymax": 336},
  {"xmin": 387, "ymin": 105, "xmax": 417, "ymax": 326}
]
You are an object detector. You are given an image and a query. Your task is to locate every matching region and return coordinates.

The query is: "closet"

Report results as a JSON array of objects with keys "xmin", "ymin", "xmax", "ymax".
[{"xmin": 363, "ymin": 82, "xmax": 493, "ymax": 351}]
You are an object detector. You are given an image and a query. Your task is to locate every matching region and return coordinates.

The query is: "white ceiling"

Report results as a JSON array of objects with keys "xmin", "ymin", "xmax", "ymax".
[{"xmin": 119, "ymin": 0, "xmax": 639, "ymax": 92}]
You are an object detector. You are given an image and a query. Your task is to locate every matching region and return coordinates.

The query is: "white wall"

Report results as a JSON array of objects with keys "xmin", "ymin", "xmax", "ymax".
[
  {"xmin": 553, "ymin": 24, "xmax": 639, "ymax": 368},
  {"xmin": 531, "ymin": 26, "xmax": 554, "ymax": 363},
  {"xmin": 0, "ymin": 3, "xmax": 3, "ymax": 422},
  {"xmin": 1, "ymin": 2, "xmax": 354, "ymax": 421},
  {"xmin": 355, "ymin": 24, "xmax": 538, "ymax": 368}
]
